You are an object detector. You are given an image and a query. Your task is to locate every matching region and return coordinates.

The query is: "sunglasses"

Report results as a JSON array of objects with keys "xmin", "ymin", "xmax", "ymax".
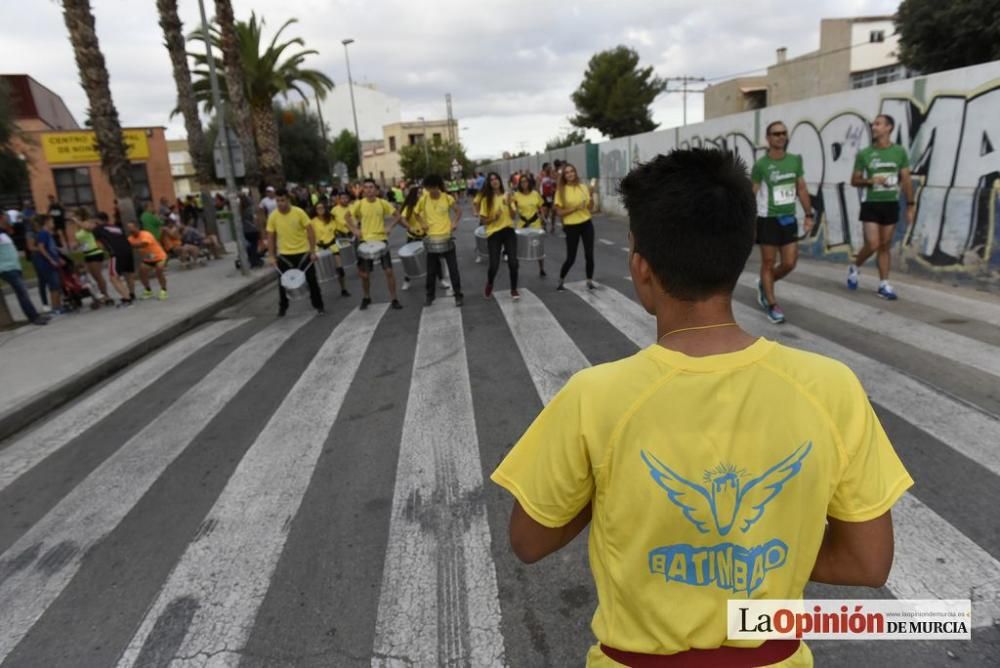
[{"xmin": 769, "ymin": 131, "xmax": 787, "ymax": 137}]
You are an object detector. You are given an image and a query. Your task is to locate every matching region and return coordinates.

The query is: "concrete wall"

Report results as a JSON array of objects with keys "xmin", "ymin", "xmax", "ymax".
[{"xmin": 487, "ymin": 60, "xmax": 1000, "ymax": 280}]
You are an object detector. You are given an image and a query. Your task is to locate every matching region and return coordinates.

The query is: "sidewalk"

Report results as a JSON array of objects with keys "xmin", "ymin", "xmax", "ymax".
[{"xmin": 0, "ymin": 247, "xmax": 273, "ymax": 442}]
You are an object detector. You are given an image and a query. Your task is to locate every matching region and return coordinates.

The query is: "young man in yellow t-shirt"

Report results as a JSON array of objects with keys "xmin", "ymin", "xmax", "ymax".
[
  {"xmin": 266, "ymin": 188, "xmax": 323, "ymax": 316},
  {"xmin": 414, "ymin": 173, "xmax": 463, "ymax": 306},
  {"xmin": 345, "ymin": 178, "xmax": 403, "ymax": 310},
  {"xmin": 491, "ymin": 149, "xmax": 912, "ymax": 667}
]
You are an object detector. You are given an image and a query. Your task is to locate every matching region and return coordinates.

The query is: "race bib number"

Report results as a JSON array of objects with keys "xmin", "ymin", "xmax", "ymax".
[
  {"xmin": 874, "ymin": 173, "xmax": 899, "ymax": 191},
  {"xmin": 773, "ymin": 184, "xmax": 797, "ymax": 206}
]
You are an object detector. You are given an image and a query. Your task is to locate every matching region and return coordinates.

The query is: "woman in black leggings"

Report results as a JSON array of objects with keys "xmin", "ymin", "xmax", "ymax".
[
  {"xmin": 554, "ymin": 163, "xmax": 596, "ymax": 291},
  {"xmin": 478, "ymin": 172, "xmax": 519, "ymax": 300}
]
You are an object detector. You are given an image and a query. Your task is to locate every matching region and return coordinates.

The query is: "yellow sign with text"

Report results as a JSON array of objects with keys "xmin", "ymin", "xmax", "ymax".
[{"xmin": 42, "ymin": 129, "xmax": 150, "ymax": 165}]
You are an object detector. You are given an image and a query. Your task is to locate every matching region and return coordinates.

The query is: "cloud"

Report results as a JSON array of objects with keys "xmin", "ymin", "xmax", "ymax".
[{"xmin": 0, "ymin": 0, "xmax": 901, "ymax": 159}]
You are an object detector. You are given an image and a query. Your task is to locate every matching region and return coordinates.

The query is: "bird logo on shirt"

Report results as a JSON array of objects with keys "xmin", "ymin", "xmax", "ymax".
[{"xmin": 640, "ymin": 442, "xmax": 812, "ymax": 536}]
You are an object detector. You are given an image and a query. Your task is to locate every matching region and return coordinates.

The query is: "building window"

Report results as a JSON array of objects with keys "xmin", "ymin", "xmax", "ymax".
[
  {"xmin": 52, "ymin": 166, "xmax": 95, "ymax": 211},
  {"xmin": 869, "ymin": 30, "xmax": 885, "ymax": 43},
  {"xmin": 408, "ymin": 134, "xmax": 423, "ymax": 146},
  {"xmin": 389, "ymin": 136, "xmax": 396, "ymax": 152},
  {"xmin": 743, "ymin": 90, "xmax": 767, "ymax": 111},
  {"xmin": 432, "ymin": 132, "xmax": 442, "ymax": 143},
  {"xmin": 850, "ymin": 64, "xmax": 907, "ymax": 89},
  {"xmin": 131, "ymin": 163, "xmax": 152, "ymax": 204}
]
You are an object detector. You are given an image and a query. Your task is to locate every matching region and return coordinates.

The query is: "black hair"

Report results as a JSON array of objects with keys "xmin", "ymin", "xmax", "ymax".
[
  {"xmin": 274, "ymin": 187, "xmax": 290, "ymax": 198},
  {"xmin": 482, "ymin": 171, "xmax": 504, "ymax": 213},
  {"xmin": 517, "ymin": 174, "xmax": 536, "ymax": 193},
  {"xmin": 401, "ymin": 186, "xmax": 421, "ymax": 218},
  {"xmin": 363, "ymin": 178, "xmax": 377, "ymax": 186},
  {"xmin": 765, "ymin": 120, "xmax": 786, "ymax": 135},
  {"xmin": 875, "ymin": 113, "xmax": 896, "ymax": 130},
  {"xmin": 423, "ymin": 173, "xmax": 445, "ymax": 189},
  {"xmin": 96, "ymin": 211, "xmax": 110, "ymax": 223},
  {"xmin": 619, "ymin": 148, "xmax": 756, "ymax": 301}
]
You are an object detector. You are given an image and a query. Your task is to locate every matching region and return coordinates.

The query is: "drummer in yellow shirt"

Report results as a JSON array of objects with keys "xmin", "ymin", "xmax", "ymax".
[
  {"xmin": 311, "ymin": 201, "xmax": 350, "ymax": 297},
  {"xmin": 554, "ymin": 162, "xmax": 596, "ymax": 292},
  {"xmin": 414, "ymin": 173, "xmax": 462, "ymax": 307},
  {"xmin": 330, "ymin": 192, "xmax": 354, "ymax": 240},
  {"xmin": 345, "ymin": 178, "xmax": 403, "ymax": 310},
  {"xmin": 479, "ymin": 171, "xmax": 519, "ymax": 300},
  {"xmin": 491, "ymin": 149, "xmax": 912, "ymax": 668},
  {"xmin": 512, "ymin": 175, "xmax": 546, "ymax": 277},
  {"xmin": 266, "ymin": 188, "xmax": 324, "ymax": 316}
]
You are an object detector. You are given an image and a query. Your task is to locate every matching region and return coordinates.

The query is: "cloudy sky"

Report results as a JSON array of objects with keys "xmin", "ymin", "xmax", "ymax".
[{"xmin": 2, "ymin": 0, "xmax": 899, "ymax": 158}]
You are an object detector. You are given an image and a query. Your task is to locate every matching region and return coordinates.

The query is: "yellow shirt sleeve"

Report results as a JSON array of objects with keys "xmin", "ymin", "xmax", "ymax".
[
  {"xmin": 265, "ymin": 210, "xmax": 277, "ymax": 233},
  {"xmin": 297, "ymin": 208, "xmax": 310, "ymax": 230},
  {"xmin": 381, "ymin": 199, "xmax": 395, "ymax": 216},
  {"xmin": 490, "ymin": 374, "xmax": 595, "ymax": 527},
  {"xmin": 827, "ymin": 372, "xmax": 913, "ymax": 522}
]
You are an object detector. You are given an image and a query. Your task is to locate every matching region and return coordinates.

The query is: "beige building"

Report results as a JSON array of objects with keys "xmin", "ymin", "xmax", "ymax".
[
  {"xmin": 167, "ymin": 139, "xmax": 197, "ymax": 197},
  {"xmin": 362, "ymin": 118, "xmax": 459, "ymax": 185},
  {"xmin": 704, "ymin": 16, "xmax": 912, "ymax": 119}
]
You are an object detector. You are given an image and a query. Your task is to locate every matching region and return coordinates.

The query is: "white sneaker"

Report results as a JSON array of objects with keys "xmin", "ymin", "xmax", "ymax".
[
  {"xmin": 41, "ymin": 305, "xmax": 51, "ymax": 313},
  {"xmin": 402, "ymin": 278, "xmax": 411, "ymax": 291},
  {"xmin": 439, "ymin": 278, "xmax": 451, "ymax": 289}
]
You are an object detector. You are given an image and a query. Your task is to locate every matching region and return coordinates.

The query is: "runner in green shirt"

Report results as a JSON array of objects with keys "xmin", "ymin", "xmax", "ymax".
[
  {"xmin": 140, "ymin": 201, "xmax": 164, "ymax": 242},
  {"xmin": 750, "ymin": 120, "xmax": 813, "ymax": 324},
  {"xmin": 847, "ymin": 114, "xmax": 915, "ymax": 300}
]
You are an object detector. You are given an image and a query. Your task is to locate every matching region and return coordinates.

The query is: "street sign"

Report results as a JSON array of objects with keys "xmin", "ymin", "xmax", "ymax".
[{"xmin": 213, "ymin": 128, "xmax": 245, "ymax": 178}]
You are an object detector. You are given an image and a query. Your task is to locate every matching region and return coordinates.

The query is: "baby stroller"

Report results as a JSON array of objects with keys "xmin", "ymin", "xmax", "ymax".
[{"xmin": 58, "ymin": 253, "xmax": 101, "ymax": 312}]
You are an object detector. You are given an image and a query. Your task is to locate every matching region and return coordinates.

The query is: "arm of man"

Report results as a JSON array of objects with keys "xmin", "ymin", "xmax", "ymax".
[
  {"xmin": 809, "ymin": 511, "xmax": 894, "ymax": 587},
  {"xmin": 797, "ymin": 177, "xmax": 814, "ymax": 232},
  {"xmin": 268, "ymin": 231, "xmax": 278, "ymax": 265},
  {"xmin": 306, "ymin": 224, "xmax": 317, "ymax": 257},
  {"xmin": 850, "ymin": 170, "xmax": 868, "ymax": 188},
  {"xmin": 345, "ymin": 212, "xmax": 361, "ymax": 239},
  {"xmin": 901, "ymin": 168, "xmax": 916, "ymax": 226},
  {"xmin": 509, "ymin": 501, "xmax": 592, "ymax": 564},
  {"xmin": 450, "ymin": 202, "xmax": 460, "ymax": 232}
]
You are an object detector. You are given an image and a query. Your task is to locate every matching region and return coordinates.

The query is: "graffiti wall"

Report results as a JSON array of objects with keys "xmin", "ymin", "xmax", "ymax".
[{"xmin": 594, "ymin": 60, "xmax": 1000, "ymax": 277}]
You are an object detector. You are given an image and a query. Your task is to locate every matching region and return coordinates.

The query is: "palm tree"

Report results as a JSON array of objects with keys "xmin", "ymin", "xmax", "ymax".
[
  {"xmin": 189, "ymin": 12, "xmax": 333, "ymax": 188},
  {"xmin": 156, "ymin": 0, "xmax": 218, "ymax": 235},
  {"xmin": 213, "ymin": 0, "xmax": 260, "ymax": 191},
  {"xmin": 61, "ymin": 0, "xmax": 137, "ymax": 224}
]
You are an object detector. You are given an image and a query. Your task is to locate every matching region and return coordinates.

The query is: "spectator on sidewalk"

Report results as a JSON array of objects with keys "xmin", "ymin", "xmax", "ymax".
[
  {"xmin": 239, "ymin": 192, "xmax": 263, "ymax": 268},
  {"xmin": 47, "ymin": 195, "xmax": 67, "ymax": 247},
  {"xmin": 70, "ymin": 210, "xmax": 115, "ymax": 306},
  {"xmin": 23, "ymin": 215, "xmax": 48, "ymax": 311},
  {"xmin": 127, "ymin": 221, "xmax": 168, "ymax": 300},
  {"xmin": 94, "ymin": 212, "xmax": 136, "ymax": 305},
  {"xmin": 140, "ymin": 200, "xmax": 164, "ymax": 243},
  {"xmin": 161, "ymin": 220, "xmax": 199, "ymax": 267},
  {"xmin": 33, "ymin": 215, "xmax": 65, "ymax": 314},
  {"xmin": 0, "ymin": 216, "xmax": 48, "ymax": 325},
  {"xmin": 181, "ymin": 221, "xmax": 224, "ymax": 259}
]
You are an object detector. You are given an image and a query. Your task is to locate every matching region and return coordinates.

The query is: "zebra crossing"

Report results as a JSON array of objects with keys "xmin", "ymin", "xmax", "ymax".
[{"xmin": 1, "ymin": 261, "xmax": 998, "ymax": 666}]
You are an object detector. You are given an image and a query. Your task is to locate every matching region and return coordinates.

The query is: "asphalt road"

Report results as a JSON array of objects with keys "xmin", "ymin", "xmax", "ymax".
[{"xmin": 1, "ymin": 210, "xmax": 998, "ymax": 667}]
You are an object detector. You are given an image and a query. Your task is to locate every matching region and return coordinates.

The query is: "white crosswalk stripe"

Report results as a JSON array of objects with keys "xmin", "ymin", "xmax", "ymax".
[
  {"xmin": 736, "ymin": 273, "xmax": 1000, "ymax": 378},
  {"xmin": 373, "ymin": 304, "xmax": 505, "ymax": 668},
  {"xmin": 0, "ymin": 316, "xmax": 309, "ymax": 662},
  {"xmin": 117, "ymin": 306, "xmax": 387, "ymax": 667},
  {"xmin": 0, "ymin": 318, "xmax": 248, "ymax": 494}
]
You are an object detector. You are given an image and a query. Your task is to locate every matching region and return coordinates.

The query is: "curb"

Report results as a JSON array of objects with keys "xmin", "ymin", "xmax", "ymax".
[{"xmin": 0, "ymin": 270, "xmax": 276, "ymax": 444}]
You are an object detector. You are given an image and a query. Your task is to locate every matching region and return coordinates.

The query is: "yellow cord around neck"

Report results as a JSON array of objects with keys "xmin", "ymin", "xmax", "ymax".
[{"xmin": 658, "ymin": 322, "xmax": 739, "ymax": 341}]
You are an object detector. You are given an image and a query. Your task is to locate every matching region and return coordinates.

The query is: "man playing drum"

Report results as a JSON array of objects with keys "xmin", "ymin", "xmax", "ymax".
[
  {"xmin": 346, "ymin": 178, "xmax": 404, "ymax": 311},
  {"xmin": 415, "ymin": 174, "xmax": 463, "ymax": 307},
  {"xmin": 267, "ymin": 188, "xmax": 324, "ymax": 317}
]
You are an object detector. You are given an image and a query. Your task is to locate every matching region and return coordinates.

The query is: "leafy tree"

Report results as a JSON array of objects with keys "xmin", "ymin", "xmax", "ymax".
[
  {"xmin": 895, "ymin": 0, "xmax": 1000, "ymax": 74},
  {"xmin": 545, "ymin": 129, "xmax": 587, "ymax": 151},
  {"xmin": 570, "ymin": 46, "xmax": 666, "ymax": 138},
  {"xmin": 0, "ymin": 80, "xmax": 29, "ymax": 196},
  {"xmin": 329, "ymin": 129, "xmax": 359, "ymax": 178},
  {"xmin": 398, "ymin": 140, "xmax": 472, "ymax": 181},
  {"xmin": 274, "ymin": 104, "xmax": 329, "ymax": 183}
]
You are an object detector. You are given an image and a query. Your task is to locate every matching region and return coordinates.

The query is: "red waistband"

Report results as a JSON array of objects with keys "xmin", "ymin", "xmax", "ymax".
[{"xmin": 600, "ymin": 639, "xmax": 801, "ymax": 668}]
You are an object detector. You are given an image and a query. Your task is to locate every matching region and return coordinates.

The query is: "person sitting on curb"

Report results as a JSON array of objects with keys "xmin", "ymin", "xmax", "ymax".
[{"xmin": 0, "ymin": 215, "xmax": 48, "ymax": 325}]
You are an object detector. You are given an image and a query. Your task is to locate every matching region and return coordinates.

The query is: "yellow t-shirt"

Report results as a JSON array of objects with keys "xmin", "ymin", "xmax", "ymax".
[
  {"xmin": 265, "ymin": 206, "xmax": 312, "ymax": 255},
  {"xmin": 478, "ymin": 193, "xmax": 513, "ymax": 237},
  {"xmin": 555, "ymin": 183, "xmax": 592, "ymax": 226},
  {"xmin": 415, "ymin": 192, "xmax": 456, "ymax": 237},
  {"xmin": 331, "ymin": 204, "xmax": 352, "ymax": 236},
  {"xmin": 491, "ymin": 339, "xmax": 912, "ymax": 667},
  {"xmin": 513, "ymin": 191, "xmax": 544, "ymax": 228},
  {"xmin": 401, "ymin": 206, "xmax": 425, "ymax": 238},
  {"xmin": 350, "ymin": 198, "xmax": 396, "ymax": 242},
  {"xmin": 311, "ymin": 216, "xmax": 338, "ymax": 246}
]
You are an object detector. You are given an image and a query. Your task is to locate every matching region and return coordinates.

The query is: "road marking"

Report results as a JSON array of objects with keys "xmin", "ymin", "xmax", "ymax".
[
  {"xmin": 495, "ymin": 289, "xmax": 591, "ymax": 403},
  {"xmin": 117, "ymin": 306, "xmax": 387, "ymax": 667},
  {"xmin": 0, "ymin": 316, "xmax": 309, "ymax": 662},
  {"xmin": 372, "ymin": 305, "xmax": 505, "ymax": 667},
  {"xmin": 598, "ymin": 238, "xmax": 615, "ymax": 246},
  {"xmin": 0, "ymin": 319, "xmax": 248, "ymax": 494},
  {"xmin": 570, "ymin": 282, "xmax": 1000, "ymax": 627},
  {"xmin": 790, "ymin": 261, "xmax": 1000, "ymax": 328},
  {"xmin": 737, "ymin": 273, "xmax": 1000, "ymax": 379},
  {"xmin": 620, "ymin": 246, "xmax": 630, "ymax": 252}
]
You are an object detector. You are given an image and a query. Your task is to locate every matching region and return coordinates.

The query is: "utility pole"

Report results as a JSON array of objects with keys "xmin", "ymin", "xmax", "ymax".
[
  {"xmin": 342, "ymin": 39, "xmax": 363, "ymax": 179},
  {"xmin": 197, "ymin": 0, "xmax": 249, "ymax": 276},
  {"xmin": 664, "ymin": 76, "xmax": 706, "ymax": 126}
]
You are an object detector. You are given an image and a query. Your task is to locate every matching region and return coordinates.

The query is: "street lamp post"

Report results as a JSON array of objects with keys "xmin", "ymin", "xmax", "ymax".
[{"xmin": 341, "ymin": 39, "xmax": 364, "ymax": 179}]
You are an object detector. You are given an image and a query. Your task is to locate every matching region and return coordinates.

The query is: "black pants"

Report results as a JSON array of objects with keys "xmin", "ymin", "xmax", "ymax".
[
  {"xmin": 560, "ymin": 219, "xmax": 595, "ymax": 280},
  {"xmin": 427, "ymin": 248, "xmax": 462, "ymax": 299},
  {"xmin": 244, "ymin": 229, "xmax": 262, "ymax": 267},
  {"xmin": 278, "ymin": 252, "xmax": 324, "ymax": 310},
  {"xmin": 487, "ymin": 227, "xmax": 518, "ymax": 290}
]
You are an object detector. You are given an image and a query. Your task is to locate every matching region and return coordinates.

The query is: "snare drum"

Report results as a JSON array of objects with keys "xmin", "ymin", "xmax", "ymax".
[
  {"xmin": 474, "ymin": 226, "xmax": 488, "ymax": 260},
  {"xmin": 398, "ymin": 241, "xmax": 427, "ymax": 278},
  {"xmin": 315, "ymin": 249, "xmax": 338, "ymax": 283},
  {"xmin": 336, "ymin": 237, "xmax": 356, "ymax": 267},
  {"xmin": 358, "ymin": 241, "xmax": 387, "ymax": 261},
  {"xmin": 423, "ymin": 235, "xmax": 454, "ymax": 254},
  {"xmin": 279, "ymin": 268, "xmax": 308, "ymax": 300},
  {"xmin": 516, "ymin": 227, "xmax": 545, "ymax": 261}
]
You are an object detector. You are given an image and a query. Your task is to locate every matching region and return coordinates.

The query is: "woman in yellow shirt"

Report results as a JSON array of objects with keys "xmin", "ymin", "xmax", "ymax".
[
  {"xmin": 479, "ymin": 172, "xmax": 519, "ymax": 300},
  {"xmin": 513, "ymin": 175, "xmax": 546, "ymax": 277},
  {"xmin": 312, "ymin": 201, "xmax": 350, "ymax": 297},
  {"xmin": 554, "ymin": 163, "xmax": 596, "ymax": 291}
]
